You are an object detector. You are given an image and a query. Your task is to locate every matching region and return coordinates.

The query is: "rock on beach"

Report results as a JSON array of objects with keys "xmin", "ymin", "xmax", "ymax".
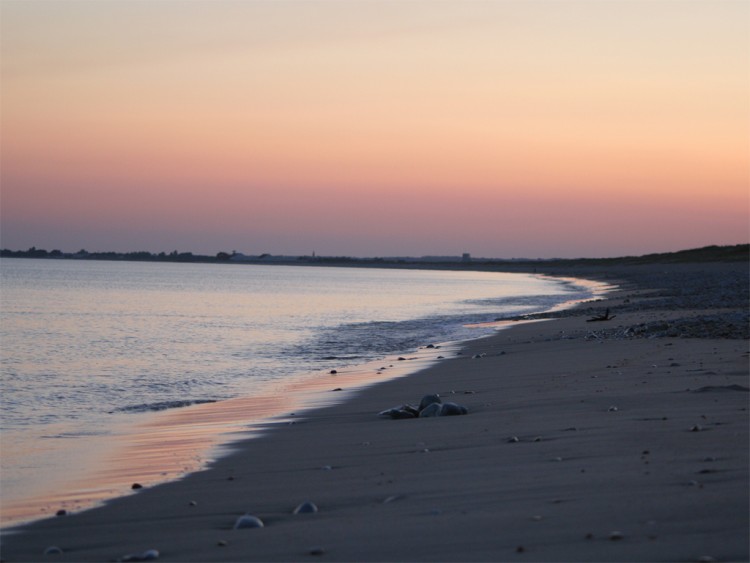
[
  {"xmin": 379, "ymin": 394, "xmax": 469, "ymax": 419},
  {"xmin": 233, "ymin": 514, "xmax": 264, "ymax": 529}
]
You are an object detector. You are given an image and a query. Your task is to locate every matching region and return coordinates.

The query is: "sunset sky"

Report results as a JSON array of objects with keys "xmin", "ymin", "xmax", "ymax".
[{"xmin": 1, "ymin": 0, "xmax": 748, "ymax": 258}]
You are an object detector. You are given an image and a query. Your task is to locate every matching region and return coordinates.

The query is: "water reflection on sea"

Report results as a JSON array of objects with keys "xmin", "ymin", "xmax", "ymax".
[{"xmin": 0, "ymin": 258, "xmax": 603, "ymax": 526}]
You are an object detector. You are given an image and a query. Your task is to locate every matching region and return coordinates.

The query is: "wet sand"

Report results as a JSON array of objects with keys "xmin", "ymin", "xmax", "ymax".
[
  {"xmin": 2, "ymin": 261, "xmax": 748, "ymax": 562},
  {"xmin": 0, "ymin": 345, "xmax": 446, "ymax": 528}
]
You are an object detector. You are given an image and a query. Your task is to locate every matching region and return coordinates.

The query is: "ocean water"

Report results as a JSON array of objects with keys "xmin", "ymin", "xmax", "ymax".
[{"xmin": 0, "ymin": 258, "xmax": 602, "ymax": 525}]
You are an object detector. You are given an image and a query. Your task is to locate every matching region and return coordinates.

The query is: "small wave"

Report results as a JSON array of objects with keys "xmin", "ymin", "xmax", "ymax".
[
  {"xmin": 319, "ymin": 355, "xmax": 365, "ymax": 361},
  {"xmin": 40, "ymin": 430, "xmax": 111, "ymax": 439},
  {"xmin": 293, "ymin": 288, "xmax": 596, "ymax": 369},
  {"xmin": 113, "ymin": 399, "xmax": 217, "ymax": 413}
]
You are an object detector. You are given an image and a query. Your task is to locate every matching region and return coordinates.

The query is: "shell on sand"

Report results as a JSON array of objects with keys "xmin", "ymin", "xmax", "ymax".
[
  {"xmin": 233, "ymin": 514, "xmax": 264, "ymax": 529},
  {"xmin": 120, "ymin": 549, "xmax": 160, "ymax": 562},
  {"xmin": 293, "ymin": 501, "xmax": 319, "ymax": 514}
]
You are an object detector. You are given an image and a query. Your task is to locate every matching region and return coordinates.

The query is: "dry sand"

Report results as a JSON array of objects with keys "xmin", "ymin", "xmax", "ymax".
[{"xmin": 2, "ymin": 261, "xmax": 748, "ymax": 562}]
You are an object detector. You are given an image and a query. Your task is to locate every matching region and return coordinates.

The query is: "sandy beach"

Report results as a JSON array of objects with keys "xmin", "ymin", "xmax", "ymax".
[{"xmin": 2, "ymin": 260, "xmax": 747, "ymax": 562}]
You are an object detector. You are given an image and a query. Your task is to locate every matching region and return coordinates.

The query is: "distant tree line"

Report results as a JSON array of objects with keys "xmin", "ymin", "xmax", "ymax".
[
  {"xmin": 0, "ymin": 247, "xmax": 210, "ymax": 262},
  {"xmin": 0, "ymin": 247, "xmax": 341, "ymax": 264},
  {"xmin": 1, "ymin": 244, "xmax": 747, "ymax": 266}
]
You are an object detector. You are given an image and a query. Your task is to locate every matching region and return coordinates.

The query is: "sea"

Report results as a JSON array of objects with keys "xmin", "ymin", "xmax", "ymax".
[{"xmin": 0, "ymin": 258, "xmax": 606, "ymax": 526}]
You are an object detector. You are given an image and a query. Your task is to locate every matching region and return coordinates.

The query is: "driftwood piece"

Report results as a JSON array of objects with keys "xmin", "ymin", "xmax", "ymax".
[{"xmin": 586, "ymin": 308, "xmax": 616, "ymax": 322}]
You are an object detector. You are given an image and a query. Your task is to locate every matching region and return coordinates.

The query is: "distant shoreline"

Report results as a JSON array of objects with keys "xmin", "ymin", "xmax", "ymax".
[{"xmin": 2, "ymin": 243, "xmax": 748, "ymax": 269}]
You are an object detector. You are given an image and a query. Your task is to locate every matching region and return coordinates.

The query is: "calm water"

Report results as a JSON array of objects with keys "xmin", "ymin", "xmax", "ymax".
[{"xmin": 1, "ymin": 258, "xmax": 601, "ymax": 524}]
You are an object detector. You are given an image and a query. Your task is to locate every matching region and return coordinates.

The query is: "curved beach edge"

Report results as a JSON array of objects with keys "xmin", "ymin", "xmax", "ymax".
[
  {"xmin": 2, "ymin": 260, "xmax": 747, "ymax": 562},
  {"xmin": 0, "ymin": 271, "xmax": 603, "ymax": 529}
]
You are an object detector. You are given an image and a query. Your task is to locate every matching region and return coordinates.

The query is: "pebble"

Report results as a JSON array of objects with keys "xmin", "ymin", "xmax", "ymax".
[
  {"xmin": 418, "ymin": 403, "xmax": 442, "ymax": 417},
  {"xmin": 233, "ymin": 514, "xmax": 264, "ymax": 529},
  {"xmin": 507, "ymin": 436, "xmax": 519, "ymax": 443},
  {"xmin": 379, "ymin": 406, "xmax": 418, "ymax": 419},
  {"xmin": 131, "ymin": 483, "xmax": 143, "ymax": 490},
  {"xmin": 55, "ymin": 509, "xmax": 67, "ymax": 517},
  {"xmin": 440, "ymin": 402, "xmax": 468, "ymax": 416},
  {"xmin": 609, "ymin": 531, "xmax": 624, "ymax": 541},
  {"xmin": 329, "ymin": 370, "xmax": 337, "ymax": 374},
  {"xmin": 120, "ymin": 549, "xmax": 159, "ymax": 562},
  {"xmin": 691, "ymin": 425, "xmax": 703, "ymax": 432},
  {"xmin": 189, "ymin": 501, "xmax": 197, "ymax": 507},
  {"xmin": 43, "ymin": 546, "xmax": 63, "ymax": 555},
  {"xmin": 293, "ymin": 501, "xmax": 319, "ymax": 514},
  {"xmin": 217, "ymin": 540, "xmax": 228, "ymax": 547},
  {"xmin": 418, "ymin": 394, "xmax": 441, "ymax": 411},
  {"xmin": 608, "ymin": 406, "xmax": 618, "ymax": 412}
]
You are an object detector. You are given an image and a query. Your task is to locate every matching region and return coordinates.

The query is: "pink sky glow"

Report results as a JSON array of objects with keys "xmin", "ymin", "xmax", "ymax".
[{"xmin": 1, "ymin": 0, "xmax": 748, "ymax": 258}]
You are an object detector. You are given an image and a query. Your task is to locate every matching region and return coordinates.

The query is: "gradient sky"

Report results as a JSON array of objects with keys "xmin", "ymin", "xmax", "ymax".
[{"xmin": 1, "ymin": 0, "xmax": 748, "ymax": 258}]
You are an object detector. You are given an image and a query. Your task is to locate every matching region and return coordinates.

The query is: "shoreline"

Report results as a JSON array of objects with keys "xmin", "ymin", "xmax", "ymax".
[
  {"xmin": 1, "ymin": 266, "xmax": 595, "ymax": 529},
  {"xmin": 2, "ymin": 261, "xmax": 747, "ymax": 562},
  {"xmin": 0, "ymin": 340, "xmax": 484, "ymax": 530},
  {"xmin": 0, "ymin": 272, "xmax": 606, "ymax": 530},
  {"xmin": 0, "ymin": 334, "xmax": 461, "ymax": 529}
]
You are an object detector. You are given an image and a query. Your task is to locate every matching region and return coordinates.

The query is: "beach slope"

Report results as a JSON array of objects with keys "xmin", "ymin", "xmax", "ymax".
[{"xmin": 2, "ymin": 261, "xmax": 748, "ymax": 562}]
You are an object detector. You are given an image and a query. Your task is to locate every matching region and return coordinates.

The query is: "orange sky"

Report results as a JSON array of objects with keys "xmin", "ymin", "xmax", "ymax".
[{"xmin": 1, "ymin": 0, "xmax": 747, "ymax": 258}]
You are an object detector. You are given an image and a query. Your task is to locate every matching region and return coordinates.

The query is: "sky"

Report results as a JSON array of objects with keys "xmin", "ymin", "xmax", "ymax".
[{"xmin": 1, "ymin": 0, "xmax": 748, "ymax": 259}]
